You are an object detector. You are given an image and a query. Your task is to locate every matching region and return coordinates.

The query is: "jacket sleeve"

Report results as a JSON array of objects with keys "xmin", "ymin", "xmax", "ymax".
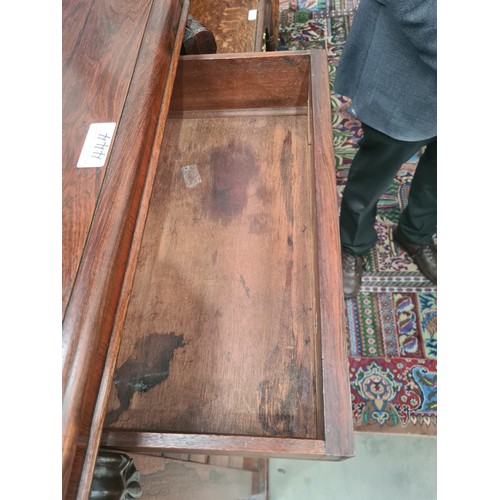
[{"xmin": 376, "ymin": 0, "xmax": 436, "ymax": 71}]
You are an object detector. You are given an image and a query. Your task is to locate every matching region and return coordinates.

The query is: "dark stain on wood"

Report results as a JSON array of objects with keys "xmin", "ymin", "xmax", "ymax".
[
  {"xmin": 284, "ymin": 259, "xmax": 293, "ymax": 289},
  {"xmin": 248, "ymin": 212, "xmax": 271, "ymax": 235},
  {"xmin": 258, "ymin": 380, "xmax": 293, "ymax": 437},
  {"xmin": 257, "ymin": 360, "xmax": 312, "ymax": 438},
  {"xmin": 211, "ymin": 250, "xmax": 218, "ymax": 265},
  {"xmin": 239, "ymin": 275, "xmax": 251, "ymax": 298},
  {"xmin": 282, "ymin": 55, "xmax": 302, "ymax": 67},
  {"xmin": 255, "ymin": 184, "xmax": 273, "ymax": 204},
  {"xmin": 106, "ymin": 332, "xmax": 186, "ymax": 426},
  {"xmin": 206, "ymin": 140, "xmax": 258, "ymax": 224}
]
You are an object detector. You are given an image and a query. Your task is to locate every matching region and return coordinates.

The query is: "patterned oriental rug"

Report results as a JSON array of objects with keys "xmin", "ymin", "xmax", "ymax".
[{"xmin": 278, "ymin": 0, "xmax": 437, "ymax": 436}]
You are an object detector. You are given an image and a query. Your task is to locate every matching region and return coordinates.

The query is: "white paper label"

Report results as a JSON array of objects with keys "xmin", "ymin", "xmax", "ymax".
[
  {"xmin": 181, "ymin": 164, "xmax": 202, "ymax": 188},
  {"xmin": 248, "ymin": 9, "xmax": 257, "ymax": 21},
  {"xmin": 77, "ymin": 122, "xmax": 116, "ymax": 168}
]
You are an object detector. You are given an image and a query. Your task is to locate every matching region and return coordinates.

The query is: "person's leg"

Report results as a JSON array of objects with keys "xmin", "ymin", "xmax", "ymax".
[
  {"xmin": 394, "ymin": 138, "xmax": 437, "ymax": 283},
  {"xmin": 397, "ymin": 138, "xmax": 437, "ymax": 244},
  {"xmin": 340, "ymin": 123, "xmax": 428, "ymax": 256},
  {"xmin": 340, "ymin": 123, "xmax": 432, "ymax": 298}
]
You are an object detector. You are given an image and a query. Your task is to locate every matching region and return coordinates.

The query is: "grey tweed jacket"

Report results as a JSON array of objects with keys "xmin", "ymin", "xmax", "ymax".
[{"xmin": 334, "ymin": 0, "xmax": 437, "ymax": 141}]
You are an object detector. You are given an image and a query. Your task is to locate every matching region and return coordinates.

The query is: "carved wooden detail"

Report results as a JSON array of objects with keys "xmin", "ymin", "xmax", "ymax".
[
  {"xmin": 182, "ymin": 15, "xmax": 217, "ymax": 54},
  {"xmin": 90, "ymin": 452, "xmax": 142, "ymax": 499}
]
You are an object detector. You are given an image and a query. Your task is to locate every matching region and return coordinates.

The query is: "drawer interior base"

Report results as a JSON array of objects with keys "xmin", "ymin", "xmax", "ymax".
[{"xmin": 105, "ymin": 111, "xmax": 322, "ymax": 440}]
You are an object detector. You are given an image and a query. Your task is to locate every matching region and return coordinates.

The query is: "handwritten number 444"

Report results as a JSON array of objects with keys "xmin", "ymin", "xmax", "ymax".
[{"xmin": 91, "ymin": 133, "xmax": 111, "ymax": 160}]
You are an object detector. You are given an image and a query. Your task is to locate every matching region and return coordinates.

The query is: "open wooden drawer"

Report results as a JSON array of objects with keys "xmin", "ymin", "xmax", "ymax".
[{"xmin": 100, "ymin": 51, "xmax": 354, "ymax": 461}]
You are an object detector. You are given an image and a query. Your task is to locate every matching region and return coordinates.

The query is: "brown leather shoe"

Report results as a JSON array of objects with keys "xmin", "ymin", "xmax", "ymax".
[
  {"xmin": 393, "ymin": 227, "xmax": 437, "ymax": 284},
  {"xmin": 342, "ymin": 251, "xmax": 364, "ymax": 299}
]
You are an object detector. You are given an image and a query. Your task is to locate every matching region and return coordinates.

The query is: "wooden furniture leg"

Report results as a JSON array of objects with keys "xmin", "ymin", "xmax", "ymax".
[{"xmin": 90, "ymin": 451, "xmax": 142, "ymax": 499}]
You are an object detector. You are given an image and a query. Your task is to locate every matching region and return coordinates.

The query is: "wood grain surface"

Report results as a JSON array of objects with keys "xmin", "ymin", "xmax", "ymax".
[
  {"xmin": 62, "ymin": 0, "xmax": 152, "ymax": 314},
  {"xmin": 102, "ymin": 430, "xmax": 328, "ymax": 458},
  {"xmin": 63, "ymin": 1, "xmax": 352, "ymax": 496},
  {"xmin": 101, "ymin": 51, "xmax": 354, "ymax": 461},
  {"xmin": 62, "ymin": 0, "xmax": 187, "ymax": 497},
  {"xmin": 106, "ymin": 113, "xmax": 319, "ymax": 439},
  {"xmin": 309, "ymin": 50, "xmax": 354, "ymax": 458},
  {"xmin": 169, "ymin": 52, "xmax": 311, "ymax": 113},
  {"xmin": 188, "ymin": 0, "xmax": 276, "ymax": 52}
]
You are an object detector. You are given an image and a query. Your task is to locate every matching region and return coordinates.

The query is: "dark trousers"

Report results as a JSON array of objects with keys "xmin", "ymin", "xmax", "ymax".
[{"xmin": 340, "ymin": 123, "xmax": 437, "ymax": 255}]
